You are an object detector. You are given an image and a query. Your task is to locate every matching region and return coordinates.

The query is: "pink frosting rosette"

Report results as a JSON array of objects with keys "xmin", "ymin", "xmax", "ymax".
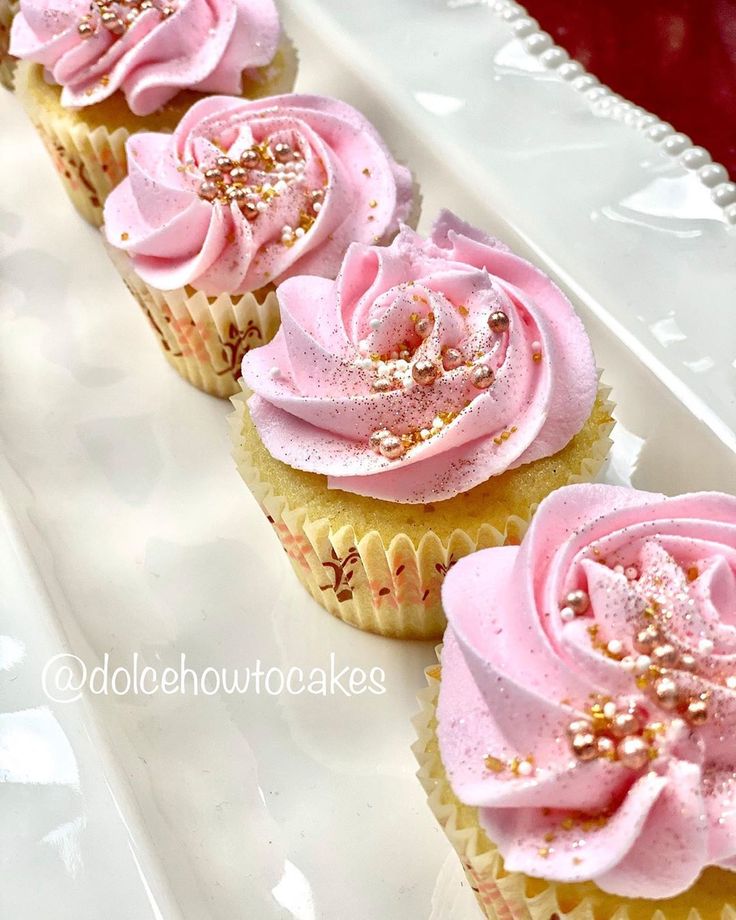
[
  {"xmin": 104, "ymin": 93, "xmax": 414, "ymax": 294},
  {"xmin": 243, "ymin": 211, "xmax": 597, "ymax": 503},
  {"xmin": 438, "ymin": 483, "xmax": 736, "ymax": 899},
  {"xmin": 10, "ymin": 0, "xmax": 280, "ymax": 115}
]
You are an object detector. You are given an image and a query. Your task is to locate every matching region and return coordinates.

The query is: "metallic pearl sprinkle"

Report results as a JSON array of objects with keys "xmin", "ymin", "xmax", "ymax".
[
  {"xmin": 634, "ymin": 626, "xmax": 659, "ymax": 653},
  {"xmin": 611, "ymin": 711, "xmax": 640, "ymax": 738},
  {"xmin": 686, "ymin": 699, "xmax": 708, "ymax": 725},
  {"xmin": 654, "ymin": 676, "xmax": 680, "ymax": 710},
  {"xmin": 488, "ymin": 310, "xmax": 509, "ymax": 333},
  {"xmin": 442, "ymin": 347, "xmax": 464, "ymax": 371},
  {"xmin": 471, "ymin": 364, "xmax": 494, "ymax": 389},
  {"xmin": 198, "ymin": 181, "xmax": 218, "ymax": 201},
  {"xmin": 371, "ymin": 377, "xmax": 393, "ymax": 393},
  {"xmin": 572, "ymin": 732, "xmax": 598, "ymax": 761},
  {"xmin": 415, "ymin": 316, "xmax": 433, "ymax": 339},
  {"xmin": 412, "ymin": 359, "xmax": 440, "ymax": 386},
  {"xmin": 617, "ymin": 736, "xmax": 649, "ymax": 770},
  {"xmin": 379, "ymin": 435, "xmax": 405, "ymax": 460},
  {"xmin": 681, "ymin": 654, "xmax": 697, "ymax": 671},
  {"xmin": 78, "ymin": 20, "xmax": 94, "ymax": 36},
  {"xmin": 215, "ymin": 156, "xmax": 233, "ymax": 171},
  {"xmin": 273, "ymin": 142, "xmax": 293, "ymax": 163},
  {"xmin": 564, "ymin": 589, "xmax": 589, "ymax": 614},
  {"xmin": 560, "ymin": 606, "xmax": 575, "ymax": 623},
  {"xmin": 652, "ymin": 643, "xmax": 678, "ymax": 667},
  {"xmin": 369, "ymin": 429, "xmax": 393, "ymax": 453}
]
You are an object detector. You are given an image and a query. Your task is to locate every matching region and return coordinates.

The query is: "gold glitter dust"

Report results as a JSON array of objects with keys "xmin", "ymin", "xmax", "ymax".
[
  {"xmin": 543, "ymin": 832, "xmax": 556, "ymax": 844},
  {"xmin": 458, "ymin": 304, "xmax": 469, "ymax": 316},
  {"xmin": 368, "ymin": 215, "xmax": 375, "ymax": 222},
  {"xmin": 362, "ymin": 167, "xmax": 371, "ymax": 176},
  {"xmin": 687, "ymin": 566, "xmax": 699, "ymax": 582},
  {"xmin": 369, "ymin": 199, "xmax": 377, "ymax": 208},
  {"xmin": 561, "ymin": 818, "xmax": 575, "ymax": 831},
  {"xmin": 532, "ymin": 352, "xmax": 542, "ymax": 363},
  {"xmin": 425, "ymin": 664, "xmax": 441, "ymax": 681},
  {"xmin": 573, "ymin": 857, "xmax": 583, "ymax": 866},
  {"xmin": 120, "ymin": 232, "xmax": 128, "ymax": 241},
  {"xmin": 538, "ymin": 847, "xmax": 550, "ymax": 859},
  {"xmin": 484, "ymin": 755, "xmax": 505, "ymax": 773}
]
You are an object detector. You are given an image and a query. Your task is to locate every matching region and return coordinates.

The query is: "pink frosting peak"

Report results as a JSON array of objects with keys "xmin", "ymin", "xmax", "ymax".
[
  {"xmin": 438, "ymin": 483, "xmax": 736, "ymax": 899},
  {"xmin": 243, "ymin": 211, "xmax": 597, "ymax": 503},
  {"xmin": 103, "ymin": 94, "xmax": 413, "ymax": 293},
  {"xmin": 10, "ymin": 0, "xmax": 280, "ymax": 115}
]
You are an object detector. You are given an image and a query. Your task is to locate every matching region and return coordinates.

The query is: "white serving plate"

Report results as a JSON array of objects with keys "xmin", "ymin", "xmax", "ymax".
[{"xmin": 0, "ymin": 2, "xmax": 733, "ymax": 918}]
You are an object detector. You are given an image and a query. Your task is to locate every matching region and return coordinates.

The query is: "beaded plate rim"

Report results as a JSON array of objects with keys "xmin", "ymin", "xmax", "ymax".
[{"xmin": 489, "ymin": 0, "xmax": 736, "ymax": 225}]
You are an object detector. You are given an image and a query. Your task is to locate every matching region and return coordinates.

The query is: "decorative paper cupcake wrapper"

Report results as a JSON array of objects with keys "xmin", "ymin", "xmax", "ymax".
[
  {"xmin": 15, "ymin": 62, "xmax": 129, "ymax": 226},
  {"xmin": 108, "ymin": 246, "xmax": 281, "ymax": 398},
  {"xmin": 0, "ymin": 0, "xmax": 18, "ymax": 91},
  {"xmin": 14, "ymin": 40, "xmax": 298, "ymax": 227},
  {"xmin": 413, "ymin": 654, "xmax": 736, "ymax": 920},
  {"xmin": 228, "ymin": 384, "xmax": 615, "ymax": 639}
]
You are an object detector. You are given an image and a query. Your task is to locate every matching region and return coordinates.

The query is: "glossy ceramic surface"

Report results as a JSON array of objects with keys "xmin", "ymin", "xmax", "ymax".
[{"xmin": 1, "ymin": 1, "xmax": 734, "ymax": 918}]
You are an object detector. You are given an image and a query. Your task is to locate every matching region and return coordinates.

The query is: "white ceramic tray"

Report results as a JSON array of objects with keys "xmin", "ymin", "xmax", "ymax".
[{"xmin": 1, "ymin": 2, "xmax": 734, "ymax": 918}]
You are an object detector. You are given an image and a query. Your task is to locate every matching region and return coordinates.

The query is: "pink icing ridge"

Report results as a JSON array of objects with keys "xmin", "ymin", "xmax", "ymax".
[
  {"xmin": 104, "ymin": 93, "xmax": 413, "ymax": 293},
  {"xmin": 10, "ymin": 0, "xmax": 280, "ymax": 115},
  {"xmin": 438, "ymin": 483, "xmax": 736, "ymax": 899},
  {"xmin": 243, "ymin": 211, "xmax": 597, "ymax": 503}
]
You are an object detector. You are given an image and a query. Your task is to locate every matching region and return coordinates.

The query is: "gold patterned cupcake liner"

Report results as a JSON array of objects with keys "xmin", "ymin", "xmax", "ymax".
[
  {"xmin": 14, "ymin": 36, "xmax": 298, "ymax": 226},
  {"xmin": 0, "ymin": 0, "xmax": 19, "ymax": 91},
  {"xmin": 228, "ymin": 384, "xmax": 615, "ymax": 639},
  {"xmin": 413, "ymin": 653, "xmax": 736, "ymax": 920},
  {"xmin": 108, "ymin": 246, "xmax": 281, "ymax": 398}
]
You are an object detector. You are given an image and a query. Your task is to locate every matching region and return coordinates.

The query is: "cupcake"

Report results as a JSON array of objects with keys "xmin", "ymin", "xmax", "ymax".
[
  {"xmin": 0, "ymin": 0, "xmax": 18, "ymax": 89},
  {"xmin": 10, "ymin": 0, "xmax": 297, "ymax": 224},
  {"xmin": 231, "ymin": 212, "xmax": 614, "ymax": 639},
  {"xmin": 104, "ymin": 93, "xmax": 415, "ymax": 397},
  {"xmin": 415, "ymin": 483, "xmax": 736, "ymax": 918}
]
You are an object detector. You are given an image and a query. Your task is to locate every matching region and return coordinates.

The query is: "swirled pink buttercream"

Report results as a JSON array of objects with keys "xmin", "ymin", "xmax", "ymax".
[
  {"xmin": 10, "ymin": 0, "xmax": 280, "ymax": 115},
  {"xmin": 243, "ymin": 211, "xmax": 597, "ymax": 503},
  {"xmin": 103, "ymin": 93, "xmax": 413, "ymax": 293},
  {"xmin": 438, "ymin": 483, "xmax": 736, "ymax": 898}
]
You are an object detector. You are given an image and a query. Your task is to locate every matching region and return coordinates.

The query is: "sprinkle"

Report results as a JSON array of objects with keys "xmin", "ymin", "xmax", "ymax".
[
  {"xmin": 120, "ymin": 232, "xmax": 129, "ymax": 241},
  {"xmin": 369, "ymin": 318, "xmax": 381, "ymax": 330},
  {"xmin": 699, "ymin": 638, "xmax": 714, "ymax": 654},
  {"xmin": 369, "ymin": 199, "xmax": 377, "ymax": 208},
  {"xmin": 269, "ymin": 367, "xmax": 281, "ymax": 379},
  {"xmin": 362, "ymin": 167, "xmax": 371, "ymax": 176},
  {"xmin": 484, "ymin": 755, "xmax": 505, "ymax": 773}
]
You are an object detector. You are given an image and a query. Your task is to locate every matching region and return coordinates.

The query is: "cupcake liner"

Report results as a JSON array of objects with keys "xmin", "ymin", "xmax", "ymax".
[
  {"xmin": 15, "ymin": 61, "xmax": 131, "ymax": 226},
  {"xmin": 228, "ymin": 382, "xmax": 615, "ymax": 639},
  {"xmin": 0, "ymin": 0, "xmax": 18, "ymax": 91},
  {"xmin": 413, "ymin": 653, "xmax": 736, "ymax": 920},
  {"xmin": 14, "ymin": 36, "xmax": 297, "ymax": 226},
  {"xmin": 108, "ymin": 246, "xmax": 281, "ymax": 398}
]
